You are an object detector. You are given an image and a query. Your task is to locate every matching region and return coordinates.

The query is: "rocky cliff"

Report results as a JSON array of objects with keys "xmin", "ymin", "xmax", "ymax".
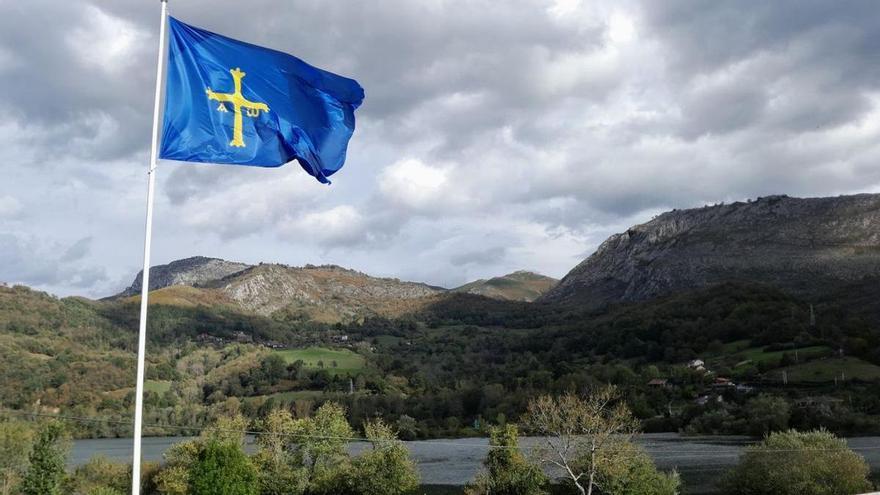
[
  {"xmin": 118, "ymin": 256, "xmax": 252, "ymax": 297},
  {"xmin": 213, "ymin": 264, "xmax": 445, "ymax": 320},
  {"xmin": 540, "ymin": 194, "xmax": 880, "ymax": 307}
]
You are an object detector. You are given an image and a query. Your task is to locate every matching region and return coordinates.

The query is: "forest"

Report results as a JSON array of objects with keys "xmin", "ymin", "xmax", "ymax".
[{"xmin": 3, "ymin": 279, "xmax": 880, "ymax": 441}]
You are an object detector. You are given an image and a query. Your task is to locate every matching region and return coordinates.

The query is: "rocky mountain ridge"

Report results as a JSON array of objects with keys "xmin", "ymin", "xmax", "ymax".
[
  {"xmin": 118, "ymin": 256, "xmax": 251, "ymax": 297},
  {"xmin": 117, "ymin": 258, "xmax": 556, "ymax": 322},
  {"xmin": 541, "ymin": 194, "xmax": 880, "ymax": 307}
]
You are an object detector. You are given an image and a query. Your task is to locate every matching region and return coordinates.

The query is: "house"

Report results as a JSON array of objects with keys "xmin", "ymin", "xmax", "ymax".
[
  {"xmin": 687, "ymin": 359, "xmax": 706, "ymax": 371},
  {"xmin": 712, "ymin": 377, "xmax": 735, "ymax": 388}
]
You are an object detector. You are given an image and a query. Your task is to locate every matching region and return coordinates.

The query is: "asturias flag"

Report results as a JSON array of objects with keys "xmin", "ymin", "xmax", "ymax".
[{"xmin": 159, "ymin": 17, "xmax": 365, "ymax": 183}]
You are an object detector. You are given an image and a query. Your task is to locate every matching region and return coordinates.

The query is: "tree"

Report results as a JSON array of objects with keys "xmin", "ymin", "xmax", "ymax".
[
  {"xmin": 261, "ymin": 355, "xmax": 288, "ymax": 386},
  {"xmin": 153, "ymin": 440, "xmax": 202, "ymax": 495},
  {"xmin": 0, "ymin": 421, "xmax": 33, "ymax": 495},
  {"xmin": 523, "ymin": 386, "xmax": 639, "ymax": 495},
  {"xmin": 308, "ymin": 419, "xmax": 419, "ymax": 495},
  {"xmin": 744, "ymin": 394, "xmax": 790, "ymax": 437},
  {"xmin": 349, "ymin": 419, "xmax": 419, "ymax": 495},
  {"xmin": 722, "ymin": 429, "xmax": 871, "ymax": 495},
  {"xmin": 154, "ymin": 414, "xmax": 250, "ymax": 495},
  {"xmin": 19, "ymin": 421, "xmax": 69, "ymax": 495},
  {"xmin": 188, "ymin": 440, "xmax": 258, "ymax": 495},
  {"xmin": 292, "ymin": 402, "xmax": 353, "ymax": 476},
  {"xmin": 65, "ymin": 455, "xmax": 130, "ymax": 494},
  {"xmin": 580, "ymin": 440, "xmax": 679, "ymax": 495},
  {"xmin": 395, "ymin": 415, "xmax": 418, "ymax": 441},
  {"xmin": 465, "ymin": 424, "xmax": 548, "ymax": 495},
  {"xmin": 253, "ymin": 409, "xmax": 307, "ymax": 495}
]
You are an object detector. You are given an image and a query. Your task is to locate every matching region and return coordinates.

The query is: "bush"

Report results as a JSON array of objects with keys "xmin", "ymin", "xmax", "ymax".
[
  {"xmin": 65, "ymin": 455, "xmax": 130, "ymax": 495},
  {"xmin": 744, "ymin": 395, "xmax": 790, "ymax": 437},
  {"xmin": 722, "ymin": 429, "xmax": 871, "ymax": 495},
  {"xmin": 19, "ymin": 421, "xmax": 68, "ymax": 495},
  {"xmin": 586, "ymin": 441, "xmax": 679, "ymax": 495},
  {"xmin": 348, "ymin": 420, "xmax": 419, "ymax": 495},
  {"xmin": 465, "ymin": 424, "xmax": 548, "ymax": 495},
  {"xmin": 188, "ymin": 440, "xmax": 258, "ymax": 495},
  {"xmin": 308, "ymin": 419, "xmax": 419, "ymax": 495},
  {"xmin": 0, "ymin": 420, "xmax": 33, "ymax": 495}
]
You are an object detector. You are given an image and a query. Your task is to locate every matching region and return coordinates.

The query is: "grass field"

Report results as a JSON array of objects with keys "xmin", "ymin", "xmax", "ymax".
[
  {"xmin": 274, "ymin": 347, "xmax": 365, "ymax": 372},
  {"xmin": 707, "ymin": 342, "xmax": 832, "ymax": 369},
  {"xmin": 770, "ymin": 357, "xmax": 880, "ymax": 383},
  {"xmin": 243, "ymin": 389, "xmax": 327, "ymax": 404},
  {"xmin": 144, "ymin": 380, "xmax": 171, "ymax": 394},
  {"xmin": 734, "ymin": 345, "xmax": 831, "ymax": 366}
]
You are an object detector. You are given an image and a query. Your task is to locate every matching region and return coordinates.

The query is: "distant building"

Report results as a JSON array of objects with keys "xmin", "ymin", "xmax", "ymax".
[
  {"xmin": 687, "ymin": 359, "xmax": 706, "ymax": 371},
  {"xmin": 647, "ymin": 378, "xmax": 671, "ymax": 389},
  {"xmin": 712, "ymin": 377, "xmax": 735, "ymax": 388}
]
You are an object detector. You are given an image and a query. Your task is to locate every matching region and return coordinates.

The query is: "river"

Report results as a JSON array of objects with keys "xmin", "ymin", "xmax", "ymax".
[{"xmin": 69, "ymin": 433, "xmax": 880, "ymax": 494}]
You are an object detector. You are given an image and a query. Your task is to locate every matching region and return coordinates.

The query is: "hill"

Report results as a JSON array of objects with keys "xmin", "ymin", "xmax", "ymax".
[
  {"xmin": 124, "ymin": 263, "xmax": 445, "ymax": 323},
  {"xmin": 452, "ymin": 270, "xmax": 557, "ymax": 301},
  {"xmin": 120, "ymin": 259, "xmax": 557, "ymax": 321},
  {"xmin": 209, "ymin": 263, "xmax": 444, "ymax": 321},
  {"xmin": 542, "ymin": 194, "xmax": 880, "ymax": 308}
]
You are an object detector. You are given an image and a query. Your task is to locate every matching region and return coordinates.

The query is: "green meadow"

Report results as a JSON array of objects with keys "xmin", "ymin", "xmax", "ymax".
[{"xmin": 274, "ymin": 346, "xmax": 365, "ymax": 372}]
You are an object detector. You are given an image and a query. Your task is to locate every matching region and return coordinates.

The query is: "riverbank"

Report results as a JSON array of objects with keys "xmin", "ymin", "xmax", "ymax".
[{"xmin": 68, "ymin": 433, "xmax": 880, "ymax": 494}]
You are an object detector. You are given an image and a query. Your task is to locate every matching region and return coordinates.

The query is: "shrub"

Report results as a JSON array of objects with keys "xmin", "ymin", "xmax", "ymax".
[
  {"xmin": 188, "ymin": 440, "xmax": 258, "ymax": 495},
  {"xmin": 65, "ymin": 455, "xmax": 130, "ymax": 495},
  {"xmin": 0, "ymin": 420, "xmax": 33, "ymax": 495},
  {"xmin": 19, "ymin": 421, "xmax": 68, "ymax": 495},
  {"xmin": 586, "ymin": 441, "xmax": 679, "ymax": 495},
  {"xmin": 722, "ymin": 429, "xmax": 871, "ymax": 495},
  {"xmin": 465, "ymin": 424, "xmax": 548, "ymax": 495}
]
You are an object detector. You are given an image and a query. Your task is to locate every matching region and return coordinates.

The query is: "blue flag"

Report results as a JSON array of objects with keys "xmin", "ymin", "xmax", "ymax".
[{"xmin": 159, "ymin": 17, "xmax": 365, "ymax": 183}]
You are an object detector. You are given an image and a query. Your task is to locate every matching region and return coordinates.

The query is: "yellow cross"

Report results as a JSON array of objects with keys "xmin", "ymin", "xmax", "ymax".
[{"xmin": 206, "ymin": 68, "xmax": 270, "ymax": 148}]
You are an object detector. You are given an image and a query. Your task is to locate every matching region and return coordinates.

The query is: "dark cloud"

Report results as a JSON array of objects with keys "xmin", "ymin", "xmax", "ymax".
[
  {"xmin": 0, "ymin": 233, "xmax": 107, "ymax": 291},
  {"xmin": 5, "ymin": 0, "xmax": 880, "ymax": 296},
  {"xmin": 451, "ymin": 246, "xmax": 508, "ymax": 267},
  {"xmin": 60, "ymin": 236, "xmax": 93, "ymax": 263}
]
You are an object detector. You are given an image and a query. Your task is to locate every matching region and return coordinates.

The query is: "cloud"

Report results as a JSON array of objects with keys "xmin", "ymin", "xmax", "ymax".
[
  {"xmin": 5, "ymin": 0, "xmax": 880, "ymax": 296},
  {"xmin": 60, "ymin": 236, "xmax": 93, "ymax": 263},
  {"xmin": 0, "ymin": 233, "xmax": 107, "ymax": 291},
  {"xmin": 279, "ymin": 205, "xmax": 369, "ymax": 248},
  {"xmin": 450, "ymin": 246, "xmax": 508, "ymax": 267},
  {"xmin": 0, "ymin": 196, "xmax": 22, "ymax": 218},
  {"xmin": 378, "ymin": 158, "xmax": 466, "ymax": 213}
]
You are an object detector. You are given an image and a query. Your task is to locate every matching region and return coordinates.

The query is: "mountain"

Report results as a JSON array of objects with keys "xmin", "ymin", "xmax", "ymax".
[
  {"xmin": 541, "ymin": 194, "xmax": 880, "ymax": 307},
  {"xmin": 453, "ymin": 270, "xmax": 557, "ymax": 301},
  {"xmin": 117, "ymin": 255, "xmax": 558, "ymax": 321},
  {"xmin": 122, "ymin": 262, "xmax": 445, "ymax": 322},
  {"xmin": 208, "ymin": 263, "xmax": 444, "ymax": 320},
  {"xmin": 118, "ymin": 256, "xmax": 251, "ymax": 297}
]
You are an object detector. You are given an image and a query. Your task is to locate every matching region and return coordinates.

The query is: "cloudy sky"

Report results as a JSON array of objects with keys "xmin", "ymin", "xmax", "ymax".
[{"xmin": 3, "ymin": 0, "xmax": 880, "ymax": 297}]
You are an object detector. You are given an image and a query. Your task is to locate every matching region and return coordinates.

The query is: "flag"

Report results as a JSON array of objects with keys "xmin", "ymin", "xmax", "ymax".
[{"xmin": 159, "ymin": 17, "xmax": 365, "ymax": 183}]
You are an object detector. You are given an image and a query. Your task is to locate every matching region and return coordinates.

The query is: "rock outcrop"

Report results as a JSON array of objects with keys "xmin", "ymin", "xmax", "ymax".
[
  {"xmin": 118, "ymin": 256, "xmax": 251, "ymax": 297},
  {"xmin": 541, "ymin": 194, "xmax": 880, "ymax": 307}
]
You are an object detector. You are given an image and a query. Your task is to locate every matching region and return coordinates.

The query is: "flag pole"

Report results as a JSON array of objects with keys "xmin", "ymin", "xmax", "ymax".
[{"xmin": 132, "ymin": 0, "xmax": 168, "ymax": 493}]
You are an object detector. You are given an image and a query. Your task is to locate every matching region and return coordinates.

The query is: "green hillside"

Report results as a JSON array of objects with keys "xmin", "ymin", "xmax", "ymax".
[{"xmin": 4, "ymin": 279, "xmax": 880, "ymax": 440}]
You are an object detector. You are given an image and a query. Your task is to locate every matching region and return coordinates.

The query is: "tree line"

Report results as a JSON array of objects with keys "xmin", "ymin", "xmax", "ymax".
[{"xmin": 1, "ymin": 387, "xmax": 873, "ymax": 495}]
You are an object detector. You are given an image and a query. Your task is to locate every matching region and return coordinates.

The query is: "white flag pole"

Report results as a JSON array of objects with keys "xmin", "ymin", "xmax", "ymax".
[{"xmin": 132, "ymin": 0, "xmax": 168, "ymax": 493}]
